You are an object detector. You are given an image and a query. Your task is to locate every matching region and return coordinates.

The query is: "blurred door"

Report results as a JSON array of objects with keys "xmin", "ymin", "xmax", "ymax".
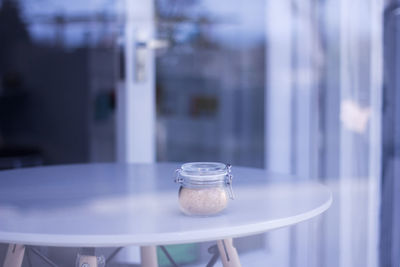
[{"xmin": 118, "ymin": 0, "xmax": 267, "ymax": 166}]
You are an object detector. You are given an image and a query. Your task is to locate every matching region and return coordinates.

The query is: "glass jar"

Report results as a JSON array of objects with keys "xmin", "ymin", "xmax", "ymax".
[{"xmin": 174, "ymin": 162, "xmax": 234, "ymax": 216}]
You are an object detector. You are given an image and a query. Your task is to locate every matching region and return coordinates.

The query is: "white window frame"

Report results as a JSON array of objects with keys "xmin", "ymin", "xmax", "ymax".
[{"xmin": 117, "ymin": 0, "xmax": 156, "ymax": 164}]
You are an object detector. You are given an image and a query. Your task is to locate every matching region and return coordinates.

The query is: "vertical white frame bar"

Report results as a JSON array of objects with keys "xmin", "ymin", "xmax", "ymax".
[
  {"xmin": 291, "ymin": 1, "xmax": 320, "ymax": 266},
  {"xmin": 117, "ymin": 0, "xmax": 156, "ymax": 164},
  {"xmin": 338, "ymin": 1, "xmax": 382, "ymax": 267},
  {"xmin": 265, "ymin": 1, "xmax": 293, "ymax": 267},
  {"xmin": 265, "ymin": 0, "xmax": 293, "ymax": 174},
  {"xmin": 368, "ymin": 1, "xmax": 383, "ymax": 267},
  {"xmin": 338, "ymin": 0, "xmax": 353, "ymax": 266}
]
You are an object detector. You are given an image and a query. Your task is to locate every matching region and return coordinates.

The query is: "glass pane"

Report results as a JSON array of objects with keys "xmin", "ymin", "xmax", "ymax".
[
  {"xmin": 155, "ymin": 0, "xmax": 265, "ymax": 168},
  {"xmin": 0, "ymin": 0, "xmax": 387, "ymax": 267}
]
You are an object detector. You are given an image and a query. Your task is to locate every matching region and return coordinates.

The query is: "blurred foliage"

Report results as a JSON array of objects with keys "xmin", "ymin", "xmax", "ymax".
[{"xmin": 155, "ymin": 0, "xmax": 219, "ymax": 49}]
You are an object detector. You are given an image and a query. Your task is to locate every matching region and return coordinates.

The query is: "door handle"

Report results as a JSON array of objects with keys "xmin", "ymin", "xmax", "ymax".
[
  {"xmin": 135, "ymin": 39, "xmax": 169, "ymax": 83},
  {"xmin": 136, "ymin": 39, "xmax": 169, "ymax": 49}
]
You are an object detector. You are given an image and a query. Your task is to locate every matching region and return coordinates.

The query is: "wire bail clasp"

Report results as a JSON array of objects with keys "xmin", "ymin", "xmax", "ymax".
[
  {"xmin": 226, "ymin": 164, "xmax": 235, "ymax": 199},
  {"xmin": 174, "ymin": 168, "xmax": 183, "ymax": 184}
]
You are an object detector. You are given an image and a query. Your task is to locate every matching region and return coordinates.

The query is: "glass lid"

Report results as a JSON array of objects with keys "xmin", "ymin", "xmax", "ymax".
[{"xmin": 180, "ymin": 162, "xmax": 228, "ymax": 177}]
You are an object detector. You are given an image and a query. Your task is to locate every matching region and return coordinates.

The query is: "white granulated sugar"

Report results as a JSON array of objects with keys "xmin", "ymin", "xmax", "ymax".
[{"xmin": 178, "ymin": 187, "xmax": 228, "ymax": 215}]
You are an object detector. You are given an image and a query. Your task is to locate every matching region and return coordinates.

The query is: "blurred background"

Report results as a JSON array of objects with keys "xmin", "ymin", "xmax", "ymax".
[{"xmin": 0, "ymin": 0, "xmax": 398, "ymax": 266}]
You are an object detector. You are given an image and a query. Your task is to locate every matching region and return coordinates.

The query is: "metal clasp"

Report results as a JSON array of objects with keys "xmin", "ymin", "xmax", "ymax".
[
  {"xmin": 174, "ymin": 168, "xmax": 183, "ymax": 184},
  {"xmin": 226, "ymin": 164, "xmax": 235, "ymax": 199}
]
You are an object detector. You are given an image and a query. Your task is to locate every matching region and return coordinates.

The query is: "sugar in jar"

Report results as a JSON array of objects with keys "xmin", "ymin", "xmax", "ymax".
[{"xmin": 174, "ymin": 162, "xmax": 234, "ymax": 216}]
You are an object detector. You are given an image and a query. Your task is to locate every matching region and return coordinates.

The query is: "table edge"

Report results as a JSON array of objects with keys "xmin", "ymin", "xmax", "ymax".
[{"xmin": 0, "ymin": 191, "xmax": 332, "ymax": 247}]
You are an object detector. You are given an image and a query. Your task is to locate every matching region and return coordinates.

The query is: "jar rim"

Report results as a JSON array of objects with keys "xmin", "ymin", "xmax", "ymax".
[{"xmin": 180, "ymin": 162, "xmax": 227, "ymax": 178}]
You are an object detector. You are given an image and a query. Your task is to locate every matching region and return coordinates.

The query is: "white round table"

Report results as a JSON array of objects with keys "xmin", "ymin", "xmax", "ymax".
[{"xmin": 0, "ymin": 163, "xmax": 332, "ymax": 267}]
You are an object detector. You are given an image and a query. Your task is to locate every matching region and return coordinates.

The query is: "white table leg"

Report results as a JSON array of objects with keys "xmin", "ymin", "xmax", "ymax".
[
  {"xmin": 217, "ymin": 239, "xmax": 241, "ymax": 267},
  {"xmin": 2, "ymin": 244, "xmax": 25, "ymax": 267},
  {"xmin": 140, "ymin": 246, "xmax": 158, "ymax": 267}
]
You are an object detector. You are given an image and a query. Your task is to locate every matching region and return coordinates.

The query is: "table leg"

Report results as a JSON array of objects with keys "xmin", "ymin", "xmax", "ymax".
[
  {"xmin": 3, "ymin": 244, "xmax": 25, "ymax": 267},
  {"xmin": 140, "ymin": 246, "xmax": 158, "ymax": 267},
  {"xmin": 217, "ymin": 239, "xmax": 241, "ymax": 267}
]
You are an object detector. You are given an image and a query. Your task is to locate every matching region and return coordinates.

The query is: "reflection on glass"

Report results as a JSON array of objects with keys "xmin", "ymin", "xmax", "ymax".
[{"xmin": 340, "ymin": 99, "xmax": 371, "ymax": 134}]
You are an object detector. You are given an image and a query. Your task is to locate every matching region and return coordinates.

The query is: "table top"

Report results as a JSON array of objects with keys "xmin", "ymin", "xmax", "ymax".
[{"xmin": 0, "ymin": 163, "xmax": 332, "ymax": 247}]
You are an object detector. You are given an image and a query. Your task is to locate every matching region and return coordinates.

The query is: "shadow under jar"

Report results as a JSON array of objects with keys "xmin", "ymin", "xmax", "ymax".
[{"xmin": 174, "ymin": 162, "xmax": 235, "ymax": 216}]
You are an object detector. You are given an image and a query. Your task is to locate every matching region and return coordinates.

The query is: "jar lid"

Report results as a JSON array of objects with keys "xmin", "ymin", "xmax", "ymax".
[{"xmin": 180, "ymin": 162, "xmax": 228, "ymax": 179}]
